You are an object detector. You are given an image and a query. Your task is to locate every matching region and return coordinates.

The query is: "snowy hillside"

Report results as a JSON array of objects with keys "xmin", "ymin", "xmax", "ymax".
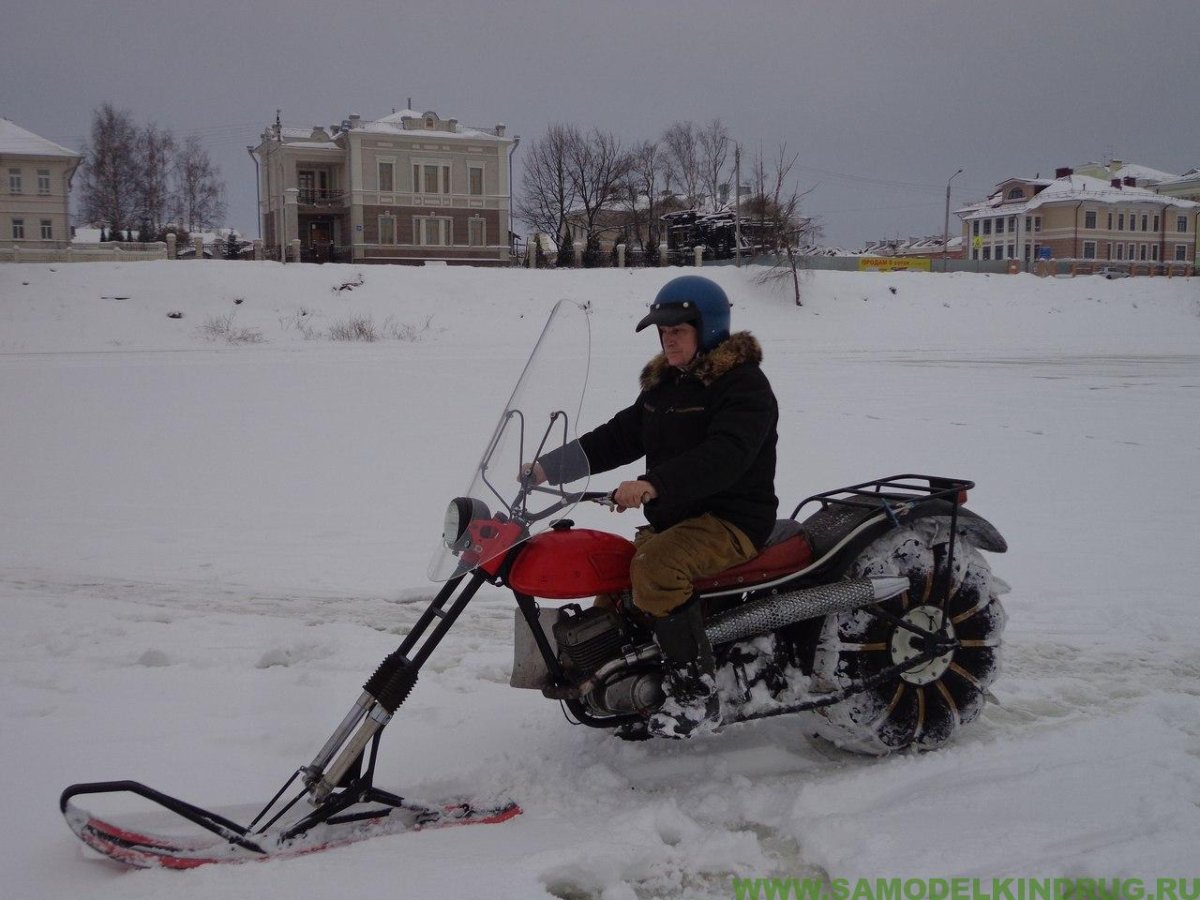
[{"xmin": 1, "ymin": 261, "xmax": 1198, "ymax": 898}]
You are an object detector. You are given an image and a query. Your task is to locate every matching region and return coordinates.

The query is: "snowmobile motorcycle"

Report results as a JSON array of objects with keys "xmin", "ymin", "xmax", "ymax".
[{"xmin": 60, "ymin": 300, "xmax": 1007, "ymax": 868}]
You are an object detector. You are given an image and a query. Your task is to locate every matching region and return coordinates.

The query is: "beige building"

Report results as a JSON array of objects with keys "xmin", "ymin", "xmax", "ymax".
[
  {"xmin": 251, "ymin": 108, "xmax": 515, "ymax": 265},
  {"xmin": 958, "ymin": 168, "xmax": 1199, "ymax": 270},
  {"xmin": 0, "ymin": 118, "xmax": 82, "ymax": 250}
]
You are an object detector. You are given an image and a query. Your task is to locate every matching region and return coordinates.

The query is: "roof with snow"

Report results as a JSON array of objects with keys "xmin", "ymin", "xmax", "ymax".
[
  {"xmin": 358, "ymin": 109, "xmax": 504, "ymax": 140},
  {"xmin": 276, "ymin": 109, "xmax": 507, "ymax": 144},
  {"xmin": 958, "ymin": 173, "xmax": 1198, "ymax": 217},
  {"xmin": 0, "ymin": 117, "xmax": 81, "ymax": 158},
  {"xmin": 1109, "ymin": 163, "xmax": 1177, "ymax": 184},
  {"xmin": 1075, "ymin": 160, "xmax": 1178, "ymax": 185},
  {"xmin": 1157, "ymin": 167, "xmax": 1200, "ymax": 187}
]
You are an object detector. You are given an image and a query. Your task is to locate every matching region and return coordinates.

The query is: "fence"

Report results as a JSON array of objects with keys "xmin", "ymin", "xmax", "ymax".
[
  {"xmin": 0, "ymin": 236, "xmax": 272, "ymax": 264},
  {"xmin": 0, "ymin": 242, "xmax": 169, "ymax": 264}
]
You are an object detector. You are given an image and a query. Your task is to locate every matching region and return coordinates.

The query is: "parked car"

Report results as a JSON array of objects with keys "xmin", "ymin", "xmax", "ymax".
[{"xmin": 1095, "ymin": 266, "xmax": 1130, "ymax": 279}]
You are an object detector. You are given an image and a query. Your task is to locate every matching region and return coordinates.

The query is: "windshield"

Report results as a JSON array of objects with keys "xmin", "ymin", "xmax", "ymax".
[{"xmin": 427, "ymin": 299, "xmax": 592, "ymax": 581}]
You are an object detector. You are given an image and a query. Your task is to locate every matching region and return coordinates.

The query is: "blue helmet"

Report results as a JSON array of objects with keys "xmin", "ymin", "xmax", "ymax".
[{"xmin": 635, "ymin": 275, "xmax": 731, "ymax": 352}]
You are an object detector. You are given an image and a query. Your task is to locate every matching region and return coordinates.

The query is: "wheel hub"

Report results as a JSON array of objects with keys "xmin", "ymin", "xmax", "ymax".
[{"xmin": 890, "ymin": 605, "xmax": 955, "ymax": 685}]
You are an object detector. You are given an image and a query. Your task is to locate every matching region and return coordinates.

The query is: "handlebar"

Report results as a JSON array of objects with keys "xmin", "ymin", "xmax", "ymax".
[
  {"xmin": 518, "ymin": 485, "xmax": 618, "ymax": 523},
  {"xmin": 581, "ymin": 490, "xmax": 617, "ymax": 510}
]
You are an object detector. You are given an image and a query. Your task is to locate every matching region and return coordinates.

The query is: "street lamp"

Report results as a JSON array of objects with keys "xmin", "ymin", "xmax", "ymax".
[
  {"xmin": 246, "ymin": 146, "xmax": 261, "ymax": 241},
  {"xmin": 507, "ymin": 134, "xmax": 520, "ymax": 261},
  {"xmin": 943, "ymin": 167, "xmax": 963, "ymax": 272}
]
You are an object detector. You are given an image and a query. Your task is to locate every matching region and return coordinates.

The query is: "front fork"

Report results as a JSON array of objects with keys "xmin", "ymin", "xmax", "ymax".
[{"xmin": 296, "ymin": 571, "xmax": 490, "ymax": 804}]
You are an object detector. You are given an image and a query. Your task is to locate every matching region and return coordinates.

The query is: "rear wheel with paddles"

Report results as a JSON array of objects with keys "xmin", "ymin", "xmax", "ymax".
[{"xmin": 807, "ymin": 521, "xmax": 1006, "ymax": 754}]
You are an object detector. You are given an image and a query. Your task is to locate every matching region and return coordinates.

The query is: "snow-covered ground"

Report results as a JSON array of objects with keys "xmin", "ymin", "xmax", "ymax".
[{"xmin": 1, "ymin": 261, "xmax": 1198, "ymax": 898}]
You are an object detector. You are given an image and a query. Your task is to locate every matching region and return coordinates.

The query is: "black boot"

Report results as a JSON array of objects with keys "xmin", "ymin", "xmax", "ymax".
[{"xmin": 647, "ymin": 601, "xmax": 721, "ymax": 739}]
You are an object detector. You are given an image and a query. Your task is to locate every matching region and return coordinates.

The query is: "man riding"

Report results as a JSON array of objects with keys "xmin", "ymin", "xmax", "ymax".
[{"xmin": 531, "ymin": 274, "xmax": 779, "ymax": 738}]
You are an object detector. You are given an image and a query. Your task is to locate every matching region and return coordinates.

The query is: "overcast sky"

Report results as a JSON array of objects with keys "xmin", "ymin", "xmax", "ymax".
[{"xmin": 4, "ymin": 0, "xmax": 1198, "ymax": 248}]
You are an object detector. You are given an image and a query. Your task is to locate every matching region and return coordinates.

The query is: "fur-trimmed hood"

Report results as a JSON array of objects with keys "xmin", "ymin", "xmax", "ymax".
[{"xmin": 639, "ymin": 331, "xmax": 763, "ymax": 391}]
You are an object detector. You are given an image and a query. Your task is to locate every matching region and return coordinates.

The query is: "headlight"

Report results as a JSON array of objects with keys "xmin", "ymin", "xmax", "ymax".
[{"xmin": 443, "ymin": 497, "xmax": 490, "ymax": 550}]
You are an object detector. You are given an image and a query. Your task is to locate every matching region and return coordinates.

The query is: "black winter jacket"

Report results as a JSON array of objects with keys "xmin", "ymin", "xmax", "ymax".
[{"xmin": 555, "ymin": 331, "xmax": 779, "ymax": 549}]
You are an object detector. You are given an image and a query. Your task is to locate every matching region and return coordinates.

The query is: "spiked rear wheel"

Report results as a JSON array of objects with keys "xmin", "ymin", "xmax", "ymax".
[{"xmin": 808, "ymin": 520, "xmax": 1005, "ymax": 754}]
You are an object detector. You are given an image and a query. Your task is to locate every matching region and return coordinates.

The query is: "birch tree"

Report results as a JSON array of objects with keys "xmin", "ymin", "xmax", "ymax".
[
  {"xmin": 79, "ymin": 104, "xmax": 140, "ymax": 236},
  {"xmin": 173, "ymin": 134, "xmax": 226, "ymax": 232}
]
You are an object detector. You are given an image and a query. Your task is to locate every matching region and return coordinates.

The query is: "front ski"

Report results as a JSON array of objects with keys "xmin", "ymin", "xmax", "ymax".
[{"xmin": 62, "ymin": 781, "xmax": 520, "ymax": 869}]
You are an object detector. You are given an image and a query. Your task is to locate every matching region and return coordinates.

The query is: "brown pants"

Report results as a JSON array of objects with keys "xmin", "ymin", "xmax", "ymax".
[{"xmin": 616, "ymin": 513, "xmax": 757, "ymax": 618}]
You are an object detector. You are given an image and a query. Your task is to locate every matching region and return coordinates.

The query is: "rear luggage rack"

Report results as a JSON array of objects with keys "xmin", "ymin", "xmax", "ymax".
[{"xmin": 790, "ymin": 474, "xmax": 973, "ymax": 521}]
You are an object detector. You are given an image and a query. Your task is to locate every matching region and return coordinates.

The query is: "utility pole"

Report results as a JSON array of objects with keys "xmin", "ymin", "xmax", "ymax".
[{"xmin": 734, "ymin": 144, "xmax": 742, "ymax": 268}]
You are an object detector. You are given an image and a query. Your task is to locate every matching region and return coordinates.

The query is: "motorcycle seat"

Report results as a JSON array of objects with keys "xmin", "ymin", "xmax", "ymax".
[{"xmin": 692, "ymin": 519, "xmax": 813, "ymax": 592}]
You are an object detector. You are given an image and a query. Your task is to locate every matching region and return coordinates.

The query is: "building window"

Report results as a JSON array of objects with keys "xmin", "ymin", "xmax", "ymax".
[
  {"xmin": 1084, "ymin": 211, "xmax": 1097, "ymax": 229},
  {"xmin": 1083, "ymin": 241, "xmax": 1096, "ymax": 259},
  {"xmin": 983, "ymin": 219, "xmax": 992, "ymax": 235},
  {"xmin": 1141, "ymin": 214, "xmax": 1148, "ymax": 231},
  {"xmin": 1117, "ymin": 213, "xmax": 1125, "ymax": 231},
  {"xmin": 378, "ymin": 215, "xmax": 395, "ymax": 245},
  {"xmin": 468, "ymin": 218, "xmax": 485, "ymax": 246},
  {"xmin": 378, "ymin": 161, "xmax": 394, "ymax": 193},
  {"xmin": 1127, "ymin": 244, "xmax": 1135, "ymax": 259},
  {"xmin": 1151, "ymin": 244, "xmax": 1159, "ymax": 261},
  {"xmin": 298, "ymin": 169, "xmax": 332, "ymax": 203},
  {"xmin": 1115, "ymin": 244, "xmax": 1123, "ymax": 260},
  {"xmin": 1139, "ymin": 244, "xmax": 1147, "ymax": 261},
  {"xmin": 1025, "ymin": 216, "xmax": 1032, "ymax": 232},
  {"xmin": 468, "ymin": 166, "xmax": 484, "ymax": 196},
  {"xmin": 1007, "ymin": 188, "xmax": 1023, "ymax": 200},
  {"xmin": 1107, "ymin": 212, "xmax": 1113, "ymax": 229},
  {"xmin": 1129, "ymin": 214, "xmax": 1137, "ymax": 233},
  {"xmin": 982, "ymin": 246, "xmax": 992, "ymax": 260},
  {"xmin": 1177, "ymin": 216, "xmax": 1189, "ymax": 233},
  {"xmin": 994, "ymin": 217, "xmax": 1004, "ymax": 233},
  {"xmin": 1007, "ymin": 216, "xmax": 1016, "ymax": 233},
  {"xmin": 37, "ymin": 170, "xmax": 51, "ymax": 194},
  {"xmin": 12, "ymin": 218, "xmax": 25, "ymax": 239},
  {"xmin": 1176, "ymin": 244, "xmax": 1188, "ymax": 261},
  {"xmin": 40, "ymin": 219, "xmax": 52, "ymax": 240},
  {"xmin": 972, "ymin": 220, "xmax": 979, "ymax": 237},
  {"xmin": 1153, "ymin": 215, "xmax": 1160, "ymax": 231},
  {"xmin": 1034, "ymin": 217, "xmax": 1042, "ymax": 232},
  {"xmin": 1007, "ymin": 244, "xmax": 1015, "ymax": 259},
  {"xmin": 415, "ymin": 216, "xmax": 450, "ymax": 245},
  {"xmin": 413, "ymin": 163, "xmax": 450, "ymax": 194},
  {"xmin": 8, "ymin": 169, "xmax": 21, "ymax": 193}
]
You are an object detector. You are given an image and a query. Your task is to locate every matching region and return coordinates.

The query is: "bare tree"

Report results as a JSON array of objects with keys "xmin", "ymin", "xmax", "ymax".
[
  {"xmin": 698, "ymin": 118, "xmax": 731, "ymax": 210},
  {"xmin": 618, "ymin": 139, "xmax": 665, "ymax": 254},
  {"xmin": 661, "ymin": 120, "xmax": 702, "ymax": 209},
  {"xmin": 172, "ymin": 134, "xmax": 226, "ymax": 232},
  {"xmin": 750, "ymin": 143, "xmax": 821, "ymax": 306},
  {"xmin": 516, "ymin": 124, "xmax": 577, "ymax": 250},
  {"xmin": 135, "ymin": 123, "xmax": 176, "ymax": 238},
  {"xmin": 79, "ymin": 104, "xmax": 140, "ymax": 237},
  {"xmin": 564, "ymin": 126, "xmax": 631, "ymax": 265}
]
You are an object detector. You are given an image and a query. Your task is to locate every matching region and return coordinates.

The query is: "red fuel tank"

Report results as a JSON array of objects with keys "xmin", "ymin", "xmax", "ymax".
[{"xmin": 507, "ymin": 528, "xmax": 635, "ymax": 599}]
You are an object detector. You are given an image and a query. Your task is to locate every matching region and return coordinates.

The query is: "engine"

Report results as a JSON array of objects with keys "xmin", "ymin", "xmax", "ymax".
[{"xmin": 552, "ymin": 607, "xmax": 665, "ymax": 716}]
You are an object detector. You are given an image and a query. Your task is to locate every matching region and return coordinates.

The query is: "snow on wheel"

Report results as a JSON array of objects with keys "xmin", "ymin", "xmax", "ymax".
[{"xmin": 808, "ymin": 519, "xmax": 1005, "ymax": 754}]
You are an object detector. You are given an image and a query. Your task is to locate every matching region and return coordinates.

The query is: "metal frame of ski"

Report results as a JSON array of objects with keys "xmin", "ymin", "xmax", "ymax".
[{"xmin": 60, "ymin": 570, "xmax": 516, "ymax": 864}]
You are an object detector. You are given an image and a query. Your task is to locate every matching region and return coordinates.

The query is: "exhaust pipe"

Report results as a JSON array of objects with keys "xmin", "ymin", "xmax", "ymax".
[{"xmin": 705, "ymin": 577, "xmax": 909, "ymax": 646}]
